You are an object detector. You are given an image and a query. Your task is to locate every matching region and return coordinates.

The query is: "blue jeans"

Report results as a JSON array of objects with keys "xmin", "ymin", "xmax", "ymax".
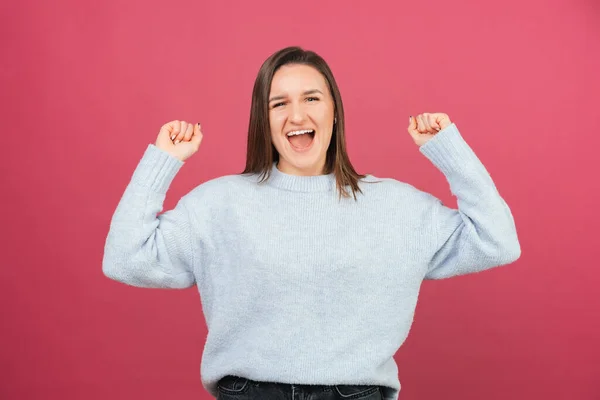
[{"xmin": 216, "ymin": 375, "xmax": 384, "ymax": 400}]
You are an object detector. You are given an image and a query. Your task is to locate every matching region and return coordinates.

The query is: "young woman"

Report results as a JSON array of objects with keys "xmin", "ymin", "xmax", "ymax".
[{"xmin": 103, "ymin": 46, "xmax": 520, "ymax": 400}]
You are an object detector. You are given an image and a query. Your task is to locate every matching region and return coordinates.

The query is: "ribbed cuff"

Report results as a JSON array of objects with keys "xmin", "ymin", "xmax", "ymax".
[
  {"xmin": 419, "ymin": 123, "xmax": 477, "ymax": 176},
  {"xmin": 130, "ymin": 144, "xmax": 184, "ymax": 194}
]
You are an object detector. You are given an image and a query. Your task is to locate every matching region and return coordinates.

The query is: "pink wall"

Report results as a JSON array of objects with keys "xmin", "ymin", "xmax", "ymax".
[{"xmin": 2, "ymin": 0, "xmax": 598, "ymax": 399}]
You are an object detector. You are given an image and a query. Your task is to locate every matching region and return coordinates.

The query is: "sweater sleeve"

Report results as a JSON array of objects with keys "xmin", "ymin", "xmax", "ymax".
[
  {"xmin": 418, "ymin": 123, "xmax": 521, "ymax": 279},
  {"xmin": 102, "ymin": 144, "xmax": 196, "ymax": 289}
]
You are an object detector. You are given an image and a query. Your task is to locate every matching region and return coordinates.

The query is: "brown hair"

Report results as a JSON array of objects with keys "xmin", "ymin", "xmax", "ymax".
[{"xmin": 241, "ymin": 46, "xmax": 366, "ymax": 200}]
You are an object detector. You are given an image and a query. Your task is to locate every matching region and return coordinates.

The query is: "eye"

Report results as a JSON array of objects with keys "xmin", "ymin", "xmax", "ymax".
[
  {"xmin": 271, "ymin": 102, "xmax": 285, "ymax": 108},
  {"xmin": 306, "ymin": 97, "xmax": 319, "ymax": 102}
]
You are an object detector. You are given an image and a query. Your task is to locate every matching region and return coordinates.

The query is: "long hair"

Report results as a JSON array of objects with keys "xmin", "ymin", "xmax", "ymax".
[{"xmin": 241, "ymin": 46, "xmax": 366, "ymax": 200}]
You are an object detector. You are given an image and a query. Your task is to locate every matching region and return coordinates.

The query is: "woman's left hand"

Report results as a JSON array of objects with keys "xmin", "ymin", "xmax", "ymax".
[{"xmin": 407, "ymin": 113, "xmax": 452, "ymax": 147}]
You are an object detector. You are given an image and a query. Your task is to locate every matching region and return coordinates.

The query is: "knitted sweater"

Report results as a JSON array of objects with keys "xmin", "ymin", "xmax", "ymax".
[{"xmin": 102, "ymin": 123, "xmax": 520, "ymax": 399}]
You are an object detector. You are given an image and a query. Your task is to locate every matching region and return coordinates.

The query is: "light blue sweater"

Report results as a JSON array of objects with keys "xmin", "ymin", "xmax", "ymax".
[{"xmin": 103, "ymin": 123, "xmax": 520, "ymax": 400}]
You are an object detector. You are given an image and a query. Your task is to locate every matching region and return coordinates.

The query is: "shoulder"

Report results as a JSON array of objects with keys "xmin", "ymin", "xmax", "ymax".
[
  {"xmin": 359, "ymin": 174, "xmax": 437, "ymax": 200},
  {"xmin": 355, "ymin": 175, "xmax": 445, "ymax": 225},
  {"xmin": 195, "ymin": 172, "xmax": 256, "ymax": 191},
  {"xmin": 356, "ymin": 174, "xmax": 444, "ymax": 213},
  {"xmin": 182, "ymin": 172, "xmax": 257, "ymax": 202}
]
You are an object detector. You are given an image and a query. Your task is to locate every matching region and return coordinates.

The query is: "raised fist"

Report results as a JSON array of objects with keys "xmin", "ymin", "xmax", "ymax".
[
  {"xmin": 155, "ymin": 120, "xmax": 203, "ymax": 161},
  {"xmin": 408, "ymin": 113, "xmax": 452, "ymax": 147}
]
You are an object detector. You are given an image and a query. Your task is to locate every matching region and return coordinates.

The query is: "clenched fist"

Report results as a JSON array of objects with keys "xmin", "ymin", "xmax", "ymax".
[
  {"xmin": 155, "ymin": 120, "xmax": 203, "ymax": 161},
  {"xmin": 408, "ymin": 113, "xmax": 452, "ymax": 147}
]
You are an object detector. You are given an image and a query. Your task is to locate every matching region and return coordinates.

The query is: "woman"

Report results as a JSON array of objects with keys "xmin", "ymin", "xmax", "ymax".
[{"xmin": 103, "ymin": 46, "xmax": 520, "ymax": 400}]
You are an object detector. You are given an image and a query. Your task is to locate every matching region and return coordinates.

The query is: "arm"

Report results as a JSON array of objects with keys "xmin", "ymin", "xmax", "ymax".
[
  {"xmin": 102, "ymin": 144, "xmax": 196, "ymax": 288},
  {"xmin": 418, "ymin": 123, "xmax": 521, "ymax": 279}
]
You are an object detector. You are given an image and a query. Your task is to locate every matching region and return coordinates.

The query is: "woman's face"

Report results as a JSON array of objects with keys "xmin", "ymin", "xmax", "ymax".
[{"xmin": 268, "ymin": 64, "xmax": 335, "ymax": 176}]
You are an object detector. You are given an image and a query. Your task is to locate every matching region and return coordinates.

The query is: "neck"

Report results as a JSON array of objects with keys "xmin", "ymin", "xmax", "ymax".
[
  {"xmin": 265, "ymin": 162, "xmax": 335, "ymax": 192},
  {"xmin": 276, "ymin": 160, "xmax": 326, "ymax": 176}
]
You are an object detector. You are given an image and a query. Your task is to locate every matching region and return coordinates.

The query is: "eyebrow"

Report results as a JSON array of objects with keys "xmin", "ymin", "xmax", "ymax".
[{"xmin": 269, "ymin": 89, "xmax": 324, "ymax": 103}]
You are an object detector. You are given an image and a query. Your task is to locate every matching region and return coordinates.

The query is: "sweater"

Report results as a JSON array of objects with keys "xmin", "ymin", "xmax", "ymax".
[{"xmin": 102, "ymin": 123, "xmax": 521, "ymax": 400}]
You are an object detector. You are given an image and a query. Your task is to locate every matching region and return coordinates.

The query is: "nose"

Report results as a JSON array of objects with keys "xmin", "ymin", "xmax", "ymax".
[{"xmin": 288, "ymin": 102, "xmax": 306, "ymax": 124}]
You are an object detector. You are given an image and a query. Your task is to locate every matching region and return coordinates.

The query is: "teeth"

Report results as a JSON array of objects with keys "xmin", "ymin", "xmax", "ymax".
[{"xmin": 286, "ymin": 129, "xmax": 314, "ymax": 137}]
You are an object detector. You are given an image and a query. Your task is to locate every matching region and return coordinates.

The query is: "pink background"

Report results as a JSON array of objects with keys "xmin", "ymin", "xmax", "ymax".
[{"xmin": 2, "ymin": 0, "xmax": 599, "ymax": 399}]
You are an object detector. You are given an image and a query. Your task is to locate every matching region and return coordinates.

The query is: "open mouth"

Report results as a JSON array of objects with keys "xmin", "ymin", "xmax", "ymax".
[{"xmin": 286, "ymin": 129, "xmax": 315, "ymax": 151}]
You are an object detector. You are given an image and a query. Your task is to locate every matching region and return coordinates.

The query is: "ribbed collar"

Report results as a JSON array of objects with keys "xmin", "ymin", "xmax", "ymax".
[{"xmin": 265, "ymin": 162, "xmax": 336, "ymax": 192}]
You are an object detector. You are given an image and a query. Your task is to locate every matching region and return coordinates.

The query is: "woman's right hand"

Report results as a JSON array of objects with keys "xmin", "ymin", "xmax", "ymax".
[{"xmin": 155, "ymin": 120, "xmax": 203, "ymax": 161}]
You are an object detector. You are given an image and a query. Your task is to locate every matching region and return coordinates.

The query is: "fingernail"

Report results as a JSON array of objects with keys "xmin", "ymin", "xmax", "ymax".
[
  {"xmin": 175, "ymin": 140, "xmax": 181, "ymax": 144},
  {"xmin": 409, "ymin": 116, "xmax": 412, "ymax": 123},
  {"xmin": 171, "ymin": 135, "xmax": 175, "ymax": 140}
]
